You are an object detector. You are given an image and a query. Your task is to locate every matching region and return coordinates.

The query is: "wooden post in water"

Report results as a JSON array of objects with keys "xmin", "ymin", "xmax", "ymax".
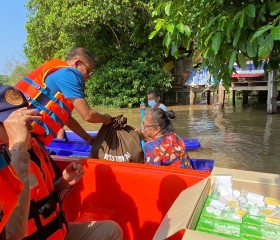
[
  {"xmin": 267, "ymin": 70, "xmax": 277, "ymax": 114},
  {"xmin": 232, "ymin": 90, "xmax": 236, "ymax": 106},
  {"xmin": 190, "ymin": 87, "xmax": 196, "ymax": 105},
  {"xmin": 243, "ymin": 91, "xmax": 248, "ymax": 105},
  {"xmin": 206, "ymin": 90, "xmax": 211, "ymax": 105},
  {"xmin": 218, "ymin": 84, "xmax": 225, "ymax": 108}
]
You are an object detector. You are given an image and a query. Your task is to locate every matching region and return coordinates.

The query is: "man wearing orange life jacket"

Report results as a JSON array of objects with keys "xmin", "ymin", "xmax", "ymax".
[
  {"xmin": 16, "ymin": 47, "xmax": 111, "ymax": 146},
  {"xmin": 0, "ymin": 85, "xmax": 40, "ymax": 240},
  {"xmin": 0, "ymin": 87, "xmax": 122, "ymax": 240}
]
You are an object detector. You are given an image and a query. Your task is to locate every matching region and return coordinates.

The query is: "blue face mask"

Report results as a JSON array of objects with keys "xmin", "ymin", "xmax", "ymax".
[{"xmin": 148, "ymin": 100, "xmax": 156, "ymax": 108}]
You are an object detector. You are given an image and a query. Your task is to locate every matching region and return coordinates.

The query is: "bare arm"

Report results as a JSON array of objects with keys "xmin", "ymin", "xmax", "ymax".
[
  {"xmin": 66, "ymin": 116, "xmax": 94, "ymax": 144},
  {"xmin": 54, "ymin": 177, "xmax": 73, "ymax": 201},
  {"xmin": 70, "ymin": 98, "xmax": 111, "ymax": 125},
  {"xmin": 54, "ymin": 162, "xmax": 84, "ymax": 200}
]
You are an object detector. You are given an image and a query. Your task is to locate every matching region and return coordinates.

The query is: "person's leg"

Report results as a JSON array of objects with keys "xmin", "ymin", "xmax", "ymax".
[{"xmin": 65, "ymin": 220, "xmax": 123, "ymax": 240}]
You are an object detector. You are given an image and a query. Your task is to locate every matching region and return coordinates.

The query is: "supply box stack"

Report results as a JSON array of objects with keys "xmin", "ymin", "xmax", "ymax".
[
  {"xmin": 196, "ymin": 175, "xmax": 280, "ymax": 239},
  {"xmin": 153, "ymin": 167, "xmax": 280, "ymax": 240}
]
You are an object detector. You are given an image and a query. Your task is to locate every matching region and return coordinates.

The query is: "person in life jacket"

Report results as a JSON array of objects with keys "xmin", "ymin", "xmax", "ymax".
[
  {"xmin": 16, "ymin": 47, "xmax": 112, "ymax": 146},
  {"xmin": 0, "ymin": 85, "xmax": 123, "ymax": 240},
  {"xmin": 0, "ymin": 84, "xmax": 40, "ymax": 240}
]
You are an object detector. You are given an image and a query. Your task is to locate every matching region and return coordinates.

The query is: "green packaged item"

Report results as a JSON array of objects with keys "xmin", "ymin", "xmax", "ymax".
[
  {"xmin": 196, "ymin": 215, "xmax": 241, "ymax": 239},
  {"xmin": 240, "ymin": 224, "xmax": 280, "ymax": 240},
  {"xmin": 200, "ymin": 208, "xmax": 243, "ymax": 224},
  {"xmin": 203, "ymin": 196, "xmax": 214, "ymax": 207},
  {"xmin": 243, "ymin": 214, "xmax": 280, "ymax": 230},
  {"xmin": 201, "ymin": 196, "xmax": 244, "ymax": 224},
  {"xmin": 197, "ymin": 182, "xmax": 280, "ymax": 239}
]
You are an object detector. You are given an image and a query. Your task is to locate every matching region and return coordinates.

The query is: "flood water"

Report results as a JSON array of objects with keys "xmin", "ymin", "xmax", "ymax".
[{"xmin": 72, "ymin": 98, "xmax": 280, "ymax": 175}]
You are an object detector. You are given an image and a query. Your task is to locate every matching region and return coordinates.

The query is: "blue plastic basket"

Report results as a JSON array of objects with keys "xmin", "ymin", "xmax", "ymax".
[
  {"xmin": 183, "ymin": 138, "xmax": 201, "ymax": 150},
  {"xmin": 190, "ymin": 159, "xmax": 214, "ymax": 172},
  {"xmin": 46, "ymin": 131, "xmax": 201, "ymax": 157}
]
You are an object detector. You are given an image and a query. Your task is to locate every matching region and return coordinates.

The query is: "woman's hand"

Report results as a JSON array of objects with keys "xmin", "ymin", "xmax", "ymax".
[{"xmin": 134, "ymin": 128, "xmax": 151, "ymax": 142}]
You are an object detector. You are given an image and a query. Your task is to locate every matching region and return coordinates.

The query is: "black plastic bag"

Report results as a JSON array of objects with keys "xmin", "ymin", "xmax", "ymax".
[{"xmin": 90, "ymin": 115, "xmax": 144, "ymax": 163}]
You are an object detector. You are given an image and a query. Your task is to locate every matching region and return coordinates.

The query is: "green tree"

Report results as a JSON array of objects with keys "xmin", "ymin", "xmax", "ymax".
[
  {"xmin": 4, "ymin": 57, "xmax": 32, "ymax": 85},
  {"xmin": 149, "ymin": 0, "xmax": 280, "ymax": 88},
  {"xmin": 0, "ymin": 62, "xmax": 31, "ymax": 85},
  {"xmin": 9, "ymin": 62, "xmax": 32, "ymax": 85},
  {"xmin": 86, "ymin": 48, "xmax": 172, "ymax": 107},
  {"xmin": 0, "ymin": 75, "xmax": 10, "ymax": 85},
  {"xmin": 25, "ymin": 0, "xmax": 161, "ymax": 66},
  {"xmin": 25, "ymin": 0, "xmax": 169, "ymax": 107}
]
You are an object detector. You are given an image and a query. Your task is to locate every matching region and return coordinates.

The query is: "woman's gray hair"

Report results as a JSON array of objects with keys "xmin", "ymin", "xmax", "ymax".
[{"xmin": 146, "ymin": 108, "xmax": 174, "ymax": 134}]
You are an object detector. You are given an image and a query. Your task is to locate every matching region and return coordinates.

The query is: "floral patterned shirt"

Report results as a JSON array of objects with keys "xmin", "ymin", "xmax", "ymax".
[{"xmin": 144, "ymin": 131, "xmax": 191, "ymax": 168}]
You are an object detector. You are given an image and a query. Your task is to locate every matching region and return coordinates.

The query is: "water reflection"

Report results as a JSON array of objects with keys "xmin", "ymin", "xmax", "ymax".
[{"xmin": 72, "ymin": 103, "xmax": 280, "ymax": 174}]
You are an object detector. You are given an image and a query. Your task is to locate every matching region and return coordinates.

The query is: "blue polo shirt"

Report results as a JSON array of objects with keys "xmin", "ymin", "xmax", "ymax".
[{"xmin": 45, "ymin": 67, "xmax": 85, "ymax": 99}]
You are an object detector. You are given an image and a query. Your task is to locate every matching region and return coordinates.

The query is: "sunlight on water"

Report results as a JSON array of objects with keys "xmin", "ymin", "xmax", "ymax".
[{"xmin": 71, "ymin": 102, "xmax": 280, "ymax": 174}]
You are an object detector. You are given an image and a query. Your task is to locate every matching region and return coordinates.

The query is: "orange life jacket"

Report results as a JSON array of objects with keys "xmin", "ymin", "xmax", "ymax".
[
  {"xmin": 23, "ymin": 138, "xmax": 67, "ymax": 240},
  {"xmin": 16, "ymin": 59, "xmax": 74, "ymax": 146},
  {"xmin": 0, "ymin": 144, "xmax": 23, "ymax": 232}
]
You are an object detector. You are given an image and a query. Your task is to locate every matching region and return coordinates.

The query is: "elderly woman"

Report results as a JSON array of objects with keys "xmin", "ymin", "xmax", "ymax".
[{"xmin": 140, "ymin": 108, "xmax": 192, "ymax": 169}]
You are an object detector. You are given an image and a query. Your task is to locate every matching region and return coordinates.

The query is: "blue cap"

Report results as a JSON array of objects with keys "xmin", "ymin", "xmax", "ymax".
[{"xmin": 0, "ymin": 84, "xmax": 28, "ymax": 123}]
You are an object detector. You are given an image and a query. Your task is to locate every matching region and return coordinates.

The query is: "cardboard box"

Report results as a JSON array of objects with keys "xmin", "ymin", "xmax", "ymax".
[{"xmin": 153, "ymin": 167, "xmax": 280, "ymax": 240}]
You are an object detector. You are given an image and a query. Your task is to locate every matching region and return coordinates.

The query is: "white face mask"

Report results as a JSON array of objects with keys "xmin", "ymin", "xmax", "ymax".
[{"xmin": 148, "ymin": 100, "xmax": 156, "ymax": 108}]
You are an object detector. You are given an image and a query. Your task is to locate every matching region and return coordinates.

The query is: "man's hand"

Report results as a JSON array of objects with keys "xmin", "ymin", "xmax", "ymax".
[
  {"xmin": 140, "ymin": 103, "xmax": 146, "ymax": 109},
  {"xmin": 103, "ymin": 113, "xmax": 112, "ymax": 125},
  {"xmin": 3, "ymin": 108, "xmax": 39, "ymax": 151},
  {"xmin": 61, "ymin": 162, "xmax": 85, "ymax": 188}
]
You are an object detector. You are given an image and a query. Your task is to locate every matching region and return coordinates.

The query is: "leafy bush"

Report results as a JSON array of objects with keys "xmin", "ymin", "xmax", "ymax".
[{"xmin": 86, "ymin": 49, "xmax": 172, "ymax": 107}]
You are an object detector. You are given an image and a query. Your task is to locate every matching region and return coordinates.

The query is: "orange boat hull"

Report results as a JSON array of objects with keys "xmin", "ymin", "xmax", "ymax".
[{"xmin": 54, "ymin": 156, "xmax": 210, "ymax": 240}]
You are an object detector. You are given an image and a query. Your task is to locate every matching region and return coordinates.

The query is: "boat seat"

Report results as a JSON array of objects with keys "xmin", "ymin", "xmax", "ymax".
[{"xmin": 74, "ymin": 207, "xmax": 115, "ymax": 222}]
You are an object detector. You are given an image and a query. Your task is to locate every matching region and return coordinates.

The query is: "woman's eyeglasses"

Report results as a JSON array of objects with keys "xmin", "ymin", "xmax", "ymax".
[{"xmin": 143, "ymin": 124, "xmax": 159, "ymax": 129}]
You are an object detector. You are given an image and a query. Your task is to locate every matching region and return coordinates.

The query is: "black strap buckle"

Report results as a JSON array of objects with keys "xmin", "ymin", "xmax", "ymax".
[{"xmin": 29, "ymin": 192, "xmax": 60, "ymax": 220}]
